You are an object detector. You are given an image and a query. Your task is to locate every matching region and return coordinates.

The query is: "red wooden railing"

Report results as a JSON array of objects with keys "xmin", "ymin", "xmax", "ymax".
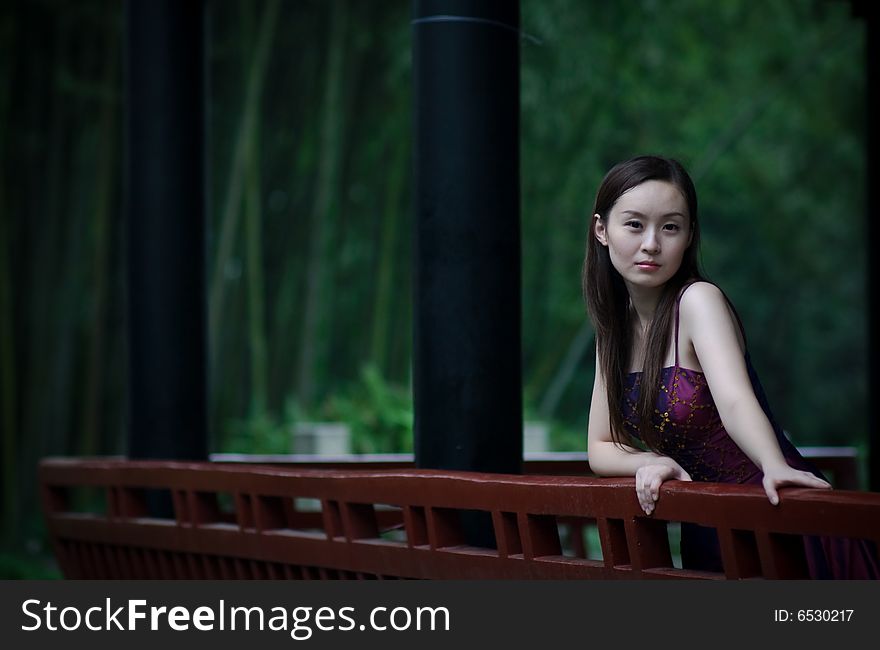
[{"xmin": 39, "ymin": 457, "xmax": 879, "ymax": 580}]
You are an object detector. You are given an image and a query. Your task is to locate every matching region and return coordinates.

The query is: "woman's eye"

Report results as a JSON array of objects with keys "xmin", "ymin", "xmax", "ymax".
[
  {"xmin": 624, "ymin": 220, "xmax": 642, "ymax": 229},
  {"xmin": 663, "ymin": 223, "xmax": 681, "ymax": 232}
]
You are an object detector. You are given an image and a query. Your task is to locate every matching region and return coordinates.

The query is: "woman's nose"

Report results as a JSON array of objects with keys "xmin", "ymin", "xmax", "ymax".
[{"xmin": 641, "ymin": 229, "xmax": 660, "ymax": 254}]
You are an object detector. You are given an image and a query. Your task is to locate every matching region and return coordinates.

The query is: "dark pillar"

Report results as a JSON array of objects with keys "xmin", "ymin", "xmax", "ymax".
[
  {"xmin": 852, "ymin": 0, "xmax": 878, "ymax": 491},
  {"xmin": 412, "ymin": 0, "xmax": 522, "ymax": 543},
  {"xmin": 124, "ymin": 0, "xmax": 207, "ymax": 461},
  {"xmin": 864, "ymin": 3, "xmax": 879, "ymax": 491}
]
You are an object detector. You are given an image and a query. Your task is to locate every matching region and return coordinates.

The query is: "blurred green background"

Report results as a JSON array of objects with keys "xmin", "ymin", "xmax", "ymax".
[{"xmin": 0, "ymin": 0, "xmax": 867, "ymax": 577}]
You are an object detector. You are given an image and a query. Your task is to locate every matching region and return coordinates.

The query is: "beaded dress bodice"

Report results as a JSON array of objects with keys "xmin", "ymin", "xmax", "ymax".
[{"xmin": 622, "ymin": 362, "xmax": 808, "ymax": 483}]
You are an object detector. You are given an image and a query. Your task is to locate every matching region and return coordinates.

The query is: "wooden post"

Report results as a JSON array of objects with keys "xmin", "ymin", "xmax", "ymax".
[
  {"xmin": 124, "ymin": 0, "xmax": 208, "ymax": 464},
  {"xmin": 412, "ymin": 0, "xmax": 523, "ymax": 546}
]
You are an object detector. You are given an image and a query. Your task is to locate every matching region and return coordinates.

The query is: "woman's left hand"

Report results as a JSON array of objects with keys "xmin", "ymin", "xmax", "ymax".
[{"xmin": 761, "ymin": 463, "xmax": 832, "ymax": 505}]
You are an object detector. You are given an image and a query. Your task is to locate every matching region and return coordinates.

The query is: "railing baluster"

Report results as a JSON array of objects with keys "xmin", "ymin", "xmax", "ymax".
[
  {"xmin": 492, "ymin": 511, "xmax": 522, "ymax": 558},
  {"xmin": 171, "ymin": 552, "xmax": 188, "ymax": 578},
  {"xmin": 102, "ymin": 544, "xmax": 120, "ymax": 578},
  {"xmin": 756, "ymin": 531, "xmax": 809, "ymax": 579},
  {"xmin": 598, "ymin": 517, "xmax": 630, "ymax": 570},
  {"xmin": 155, "ymin": 550, "xmax": 172, "ymax": 579},
  {"xmin": 340, "ymin": 502, "xmax": 379, "ymax": 541},
  {"xmin": 250, "ymin": 560, "xmax": 266, "ymax": 579},
  {"xmin": 254, "ymin": 495, "xmax": 286, "ymax": 532},
  {"xmin": 426, "ymin": 507, "xmax": 465, "ymax": 550},
  {"xmin": 77, "ymin": 542, "xmax": 96, "ymax": 579},
  {"xmin": 321, "ymin": 499, "xmax": 343, "ymax": 539},
  {"xmin": 517, "ymin": 513, "xmax": 561, "ymax": 560},
  {"xmin": 717, "ymin": 527, "xmax": 761, "ymax": 579},
  {"xmin": 172, "ymin": 490, "xmax": 189, "ymax": 526},
  {"xmin": 119, "ymin": 487, "xmax": 148, "ymax": 518},
  {"xmin": 235, "ymin": 493, "xmax": 255, "ymax": 530},
  {"xmin": 624, "ymin": 517, "xmax": 672, "ymax": 573},
  {"xmin": 189, "ymin": 491, "xmax": 222, "ymax": 526},
  {"xmin": 403, "ymin": 505, "xmax": 428, "ymax": 547},
  {"xmin": 202, "ymin": 555, "xmax": 220, "ymax": 579},
  {"xmin": 53, "ymin": 539, "xmax": 77, "ymax": 578},
  {"xmin": 88, "ymin": 544, "xmax": 108, "ymax": 579},
  {"xmin": 186, "ymin": 553, "xmax": 203, "ymax": 579}
]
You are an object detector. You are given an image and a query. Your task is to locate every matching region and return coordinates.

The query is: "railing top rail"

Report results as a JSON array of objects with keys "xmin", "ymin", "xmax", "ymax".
[{"xmin": 39, "ymin": 457, "xmax": 880, "ymax": 541}]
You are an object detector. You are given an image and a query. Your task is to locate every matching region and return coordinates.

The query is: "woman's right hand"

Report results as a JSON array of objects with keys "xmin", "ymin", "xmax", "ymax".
[{"xmin": 635, "ymin": 460, "xmax": 692, "ymax": 515}]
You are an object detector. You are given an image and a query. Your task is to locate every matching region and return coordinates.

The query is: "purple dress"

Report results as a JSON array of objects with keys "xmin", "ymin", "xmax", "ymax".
[{"xmin": 621, "ymin": 282, "xmax": 879, "ymax": 579}]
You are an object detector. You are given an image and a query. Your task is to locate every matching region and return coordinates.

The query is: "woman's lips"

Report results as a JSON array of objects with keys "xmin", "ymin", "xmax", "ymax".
[{"xmin": 635, "ymin": 262, "xmax": 660, "ymax": 271}]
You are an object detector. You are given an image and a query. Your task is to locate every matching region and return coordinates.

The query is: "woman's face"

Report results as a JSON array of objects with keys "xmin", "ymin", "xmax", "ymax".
[{"xmin": 594, "ymin": 180, "xmax": 692, "ymax": 291}]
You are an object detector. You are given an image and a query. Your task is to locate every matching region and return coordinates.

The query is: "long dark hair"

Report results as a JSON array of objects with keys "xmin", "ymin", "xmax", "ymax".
[{"xmin": 583, "ymin": 155, "xmax": 705, "ymax": 451}]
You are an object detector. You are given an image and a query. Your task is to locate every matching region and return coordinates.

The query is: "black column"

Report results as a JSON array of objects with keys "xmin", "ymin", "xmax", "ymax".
[
  {"xmin": 412, "ymin": 0, "xmax": 522, "ymax": 485},
  {"xmin": 125, "ymin": 0, "xmax": 207, "ymax": 461},
  {"xmin": 864, "ymin": 4, "xmax": 879, "ymax": 492}
]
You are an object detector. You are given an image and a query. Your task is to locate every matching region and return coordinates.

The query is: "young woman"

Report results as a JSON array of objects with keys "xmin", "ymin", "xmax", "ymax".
[{"xmin": 583, "ymin": 155, "xmax": 878, "ymax": 578}]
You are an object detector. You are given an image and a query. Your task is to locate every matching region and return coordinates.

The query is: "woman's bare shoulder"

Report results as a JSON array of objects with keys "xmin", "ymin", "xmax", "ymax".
[
  {"xmin": 679, "ymin": 281, "xmax": 745, "ymax": 349},
  {"xmin": 679, "ymin": 281, "xmax": 728, "ymax": 314}
]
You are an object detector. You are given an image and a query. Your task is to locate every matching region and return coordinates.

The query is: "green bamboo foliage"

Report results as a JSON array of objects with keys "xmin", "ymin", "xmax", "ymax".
[
  {"xmin": 295, "ymin": 0, "xmax": 348, "ymax": 412},
  {"xmin": 209, "ymin": 0, "xmax": 280, "ymax": 399},
  {"xmin": 369, "ymin": 132, "xmax": 407, "ymax": 373},
  {"xmin": 243, "ymin": 0, "xmax": 280, "ymax": 418},
  {"xmin": 80, "ymin": 19, "xmax": 119, "ymax": 456},
  {"xmin": 20, "ymin": 4, "xmax": 84, "ymax": 540}
]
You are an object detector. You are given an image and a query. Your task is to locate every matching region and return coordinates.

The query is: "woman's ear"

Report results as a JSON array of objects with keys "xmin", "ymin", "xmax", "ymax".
[{"xmin": 593, "ymin": 214, "xmax": 608, "ymax": 247}]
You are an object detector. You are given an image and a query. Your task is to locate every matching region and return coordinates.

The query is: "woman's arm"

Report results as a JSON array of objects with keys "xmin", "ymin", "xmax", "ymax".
[
  {"xmin": 587, "ymin": 348, "xmax": 691, "ymax": 513},
  {"xmin": 681, "ymin": 283, "xmax": 831, "ymax": 503}
]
